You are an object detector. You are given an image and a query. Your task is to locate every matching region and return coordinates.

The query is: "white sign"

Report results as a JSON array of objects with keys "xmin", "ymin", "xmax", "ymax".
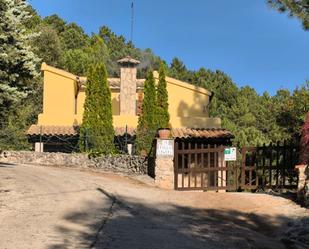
[
  {"xmin": 224, "ymin": 147, "xmax": 237, "ymax": 161},
  {"xmin": 156, "ymin": 139, "xmax": 174, "ymax": 158}
]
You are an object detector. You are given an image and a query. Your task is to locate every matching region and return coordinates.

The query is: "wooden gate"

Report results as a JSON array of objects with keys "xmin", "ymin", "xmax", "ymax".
[
  {"xmin": 174, "ymin": 141, "xmax": 238, "ymax": 191},
  {"xmin": 174, "ymin": 140, "xmax": 299, "ymax": 192},
  {"xmin": 240, "ymin": 142, "xmax": 299, "ymax": 190}
]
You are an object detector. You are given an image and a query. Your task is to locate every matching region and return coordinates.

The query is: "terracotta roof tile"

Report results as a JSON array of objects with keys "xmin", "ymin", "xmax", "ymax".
[
  {"xmin": 171, "ymin": 128, "xmax": 233, "ymax": 139},
  {"xmin": 117, "ymin": 56, "xmax": 140, "ymax": 65},
  {"xmin": 114, "ymin": 127, "xmax": 136, "ymax": 136},
  {"xmin": 27, "ymin": 125, "xmax": 233, "ymax": 139},
  {"xmin": 27, "ymin": 125, "xmax": 136, "ymax": 136},
  {"xmin": 27, "ymin": 125, "xmax": 79, "ymax": 136}
]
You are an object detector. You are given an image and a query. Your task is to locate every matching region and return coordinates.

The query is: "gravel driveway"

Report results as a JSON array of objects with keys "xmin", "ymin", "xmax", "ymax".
[{"xmin": 0, "ymin": 163, "xmax": 308, "ymax": 249}]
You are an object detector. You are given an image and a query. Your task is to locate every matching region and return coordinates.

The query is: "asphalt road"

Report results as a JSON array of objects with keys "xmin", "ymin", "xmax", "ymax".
[{"xmin": 0, "ymin": 163, "xmax": 308, "ymax": 249}]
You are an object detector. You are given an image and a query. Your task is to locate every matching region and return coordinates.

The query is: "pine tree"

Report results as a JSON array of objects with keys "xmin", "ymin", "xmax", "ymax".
[
  {"xmin": 156, "ymin": 62, "xmax": 170, "ymax": 128},
  {"xmin": 268, "ymin": 0, "xmax": 309, "ymax": 30},
  {"xmin": 136, "ymin": 71, "xmax": 157, "ymax": 154},
  {"xmin": 0, "ymin": 0, "xmax": 40, "ymax": 122},
  {"xmin": 32, "ymin": 25, "xmax": 62, "ymax": 67},
  {"xmin": 79, "ymin": 63, "xmax": 115, "ymax": 155}
]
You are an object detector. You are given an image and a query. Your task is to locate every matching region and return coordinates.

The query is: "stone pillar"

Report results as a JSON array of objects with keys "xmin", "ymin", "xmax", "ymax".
[
  {"xmin": 117, "ymin": 56, "xmax": 140, "ymax": 116},
  {"xmin": 295, "ymin": 164, "xmax": 309, "ymax": 206},
  {"xmin": 155, "ymin": 139, "xmax": 175, "ymax": 189},
  {"xmin": 35, "ymin": 142, "xmax": 44, "ymax": 152},
  {"xmin": 127, "ymin": 144, "xmax": 133, "ymax": 156}
]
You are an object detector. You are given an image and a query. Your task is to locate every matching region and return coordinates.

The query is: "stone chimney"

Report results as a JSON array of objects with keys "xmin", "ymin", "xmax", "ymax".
[{"xmin": 117, "ymin": 56, "xmax": 140, "ymax": 116}]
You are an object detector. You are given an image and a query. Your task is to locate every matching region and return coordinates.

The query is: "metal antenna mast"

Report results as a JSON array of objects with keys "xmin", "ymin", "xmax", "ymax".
[{"xmin": 130, "ymin": 1, "xmax": 134, "ymax": 43}]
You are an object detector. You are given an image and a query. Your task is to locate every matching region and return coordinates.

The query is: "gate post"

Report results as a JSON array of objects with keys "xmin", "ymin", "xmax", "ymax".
[
  {"xmin": 218, "ymin": 146, "xmax": 227, "ymax": 192},
  {"xmin": 295, "ymin": 164, "xmax": 309, "ymax": 207},
  {"xmin": 154, "ymin": 138, "xmax": 175, "ymax": 189}
]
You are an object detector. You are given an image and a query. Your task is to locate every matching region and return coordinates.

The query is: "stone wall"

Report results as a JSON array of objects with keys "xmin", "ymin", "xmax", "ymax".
[
  {"xmin": 0, "ymin": 151, "xmax": 147, "ymax": 175},
  {"xmin": 296, "ymin": 164, "xmax": 309, "ymax": 207},
  {"xmin": 120, "ymin": 67, "xmax": 137, "ymax": 115}
]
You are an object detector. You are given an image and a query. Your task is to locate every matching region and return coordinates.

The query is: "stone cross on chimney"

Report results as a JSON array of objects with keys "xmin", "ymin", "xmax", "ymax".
[{"xmin": 117, "ymin": 56, "xmax": 140, "ymax": 116}]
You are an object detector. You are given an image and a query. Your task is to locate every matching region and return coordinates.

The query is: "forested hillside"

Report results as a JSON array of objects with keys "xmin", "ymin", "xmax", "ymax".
[{"xmin": 0, "ymin": 1, "xmax": 308, "ymax": 149}]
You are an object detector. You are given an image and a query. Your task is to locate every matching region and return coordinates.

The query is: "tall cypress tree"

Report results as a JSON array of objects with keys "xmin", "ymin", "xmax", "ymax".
[
  {"xmin": 156, "ymin": 62, "xmax": 170, "ymax": 128},
  {"xmin": 79, "ymin": 63, "xmax": 114, "ymax": 155},
  {"xmin": 136, "ymin": 71, "xmax": 157, "ymax": 154}
]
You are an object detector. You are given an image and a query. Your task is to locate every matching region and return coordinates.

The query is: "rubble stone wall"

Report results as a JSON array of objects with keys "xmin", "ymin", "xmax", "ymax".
[{"xmin": 0, "ymin": 151, "xmax": 147, "ymax": 175}]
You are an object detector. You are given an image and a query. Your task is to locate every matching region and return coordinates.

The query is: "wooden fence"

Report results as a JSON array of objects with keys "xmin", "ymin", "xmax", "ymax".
[{"xmin": 241, "ymin": 141, "xmax": 299, "ymax": 190}]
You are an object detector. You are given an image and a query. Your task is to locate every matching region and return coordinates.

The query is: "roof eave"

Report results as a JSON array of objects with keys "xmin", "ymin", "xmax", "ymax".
[{"xmin": 153, "ymin": 71, "xmax": 212, "ymax": 96}]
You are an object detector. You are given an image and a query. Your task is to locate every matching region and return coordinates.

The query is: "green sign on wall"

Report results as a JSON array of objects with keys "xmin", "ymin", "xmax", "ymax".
[{"xmin": 224, "ymin": 147, "xmax": 237, "ymax": 161}]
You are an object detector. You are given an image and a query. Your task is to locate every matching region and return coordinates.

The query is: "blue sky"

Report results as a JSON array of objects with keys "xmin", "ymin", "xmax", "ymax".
[{"xmin": 28, "ymin": 0, "xmax": 309, "ymax": 95}]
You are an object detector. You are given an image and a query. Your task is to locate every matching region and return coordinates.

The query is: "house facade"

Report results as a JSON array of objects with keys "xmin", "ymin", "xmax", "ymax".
[{"xmin": 27, "ymin": 56, "xmax": 232, "ymax": 152}]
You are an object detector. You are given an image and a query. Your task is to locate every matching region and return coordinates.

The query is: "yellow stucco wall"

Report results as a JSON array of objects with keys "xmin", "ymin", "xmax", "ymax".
[
  {"xmin": 38, "ymin": 64, "xmax": 77, "ymax": 126},
  {"xmin": 111, "ymin": 91, "xmax": 120, "ymax": 116},
  {"xmin": 37, "ymin": 64, "xmax": 221, "ymax": 129},
  {"xmin": 164, "ymin": 76, "xmax": 210, "ymax": 120},
  {"xmin": 73, "ymin": 90, "xmax": 121, "ymax": 124},
  {"xmin": 76, "ymin": 91, "xmax": 136, "ymax": 119}
]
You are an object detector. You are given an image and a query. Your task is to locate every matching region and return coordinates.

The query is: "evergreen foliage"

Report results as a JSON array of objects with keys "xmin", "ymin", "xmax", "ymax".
[
  {"xmin": 62, "ymin": 48, "xmax": 90, "ymax": 75},
  {"xmin": 268, "ymin": 0, "xmax": 309, "ymax": 29},
  {"xmin": 156, "ymin": 62, "xmax": 170, "ymax": 128},
  {"xmin": 98, "ymin": 25, "xmax": 162, "ymax": 77},
  {"xmin": 43, "ymin": 14, "xmax": 66, "ymax": 33},
  {"xmin": 181, "ymin": 66, "xmax": 309, "ymax": 147},
  {"xmin": 0, "ymin": 0, "xmax": 39, "ymax": 114},
  {"xmin": 31, "ymin": 24, "xmax": 62, "ymax": 67},
  {"xmin": 169, "ymin": 57, "xmax": 192, "ymax": 83},
  {"xmin": 136, "ymin": 71, "xmax": 157, "ymax": 154},
  {"xmin": 61, "ymin": 23, "xmax": 89, "ymax": 50},
  {"xmin": 0, "ymin": 0, "xmax": 40, "ymax": 149},
  {"xmin": 79, "ymin": 63, "xmax": 115, "ymax": 155},
  {"xmin": 62, "ymin": 35, "xmax": 110, "ymax": 75}
]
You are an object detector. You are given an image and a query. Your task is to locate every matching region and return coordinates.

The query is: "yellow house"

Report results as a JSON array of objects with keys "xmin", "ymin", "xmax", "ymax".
[{"xmin": 27, "ymin": 56, "xmax": 232, "ymax": 152}]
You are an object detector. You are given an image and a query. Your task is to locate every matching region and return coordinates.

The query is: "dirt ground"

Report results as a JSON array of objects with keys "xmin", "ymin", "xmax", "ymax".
[{"xmin": 0, "ymin": 163, "xmax": 308, "ymax": 249}]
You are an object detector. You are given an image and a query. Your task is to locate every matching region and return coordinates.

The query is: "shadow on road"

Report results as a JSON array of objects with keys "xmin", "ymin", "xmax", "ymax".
[
  {"xmin": 0, "ymin": 162, "xmax": 16, "ymax": 168},
  {"xmin": 49, "ymin": 188, "xmax": 308, "ymax": 249}
]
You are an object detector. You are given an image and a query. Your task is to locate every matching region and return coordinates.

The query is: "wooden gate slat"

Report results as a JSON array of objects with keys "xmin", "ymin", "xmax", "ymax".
[
  {"xmin": 269, "ymin": 142, "xmax": 273, "ymax": 188},
  {"xmin": 174, "ymin": 142, "xmax": 179, "ymax": 190},
  {"xmin": 188, "ymin": 142, "xmax": 191, "ymax": 188},
  {"xmin": 182, "ymin": 141, "xmax": 185, "ymax": 189},
  {"xmin": 283, "ymin": 140, "xmax": 286, "ymax": 187},
  {"xmin": 214, "ymin": 145, "xmax": 217, "ymax": 188},
  {"xmin": 201, "ymin": 143, "xmax": 204, "ymax": 189},
  {"xmin": 207, "ymin": 144, "xmax": 211, "ymax": 188},
  {"xmin": 195, "ymin": 142, "xmax": 198, "ymax": 188}
]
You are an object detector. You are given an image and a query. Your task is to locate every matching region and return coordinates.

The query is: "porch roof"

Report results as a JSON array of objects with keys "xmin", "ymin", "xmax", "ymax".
[
  {"xmin": 27, "ymin": 125, "xmax": 233, "ymax": 139},
  {"xmin": 171, "ymin": 128, "xmax": 234, "ymax": 139},
  {"xmin": 26, "ymin": 125, "xmax": 136, "ymax": 137}
]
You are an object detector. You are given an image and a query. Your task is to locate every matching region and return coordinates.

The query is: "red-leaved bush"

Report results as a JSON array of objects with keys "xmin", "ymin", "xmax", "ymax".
[{"xmin": 300, "ymin": 112, "xmax": 309, "ymax": 164}]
